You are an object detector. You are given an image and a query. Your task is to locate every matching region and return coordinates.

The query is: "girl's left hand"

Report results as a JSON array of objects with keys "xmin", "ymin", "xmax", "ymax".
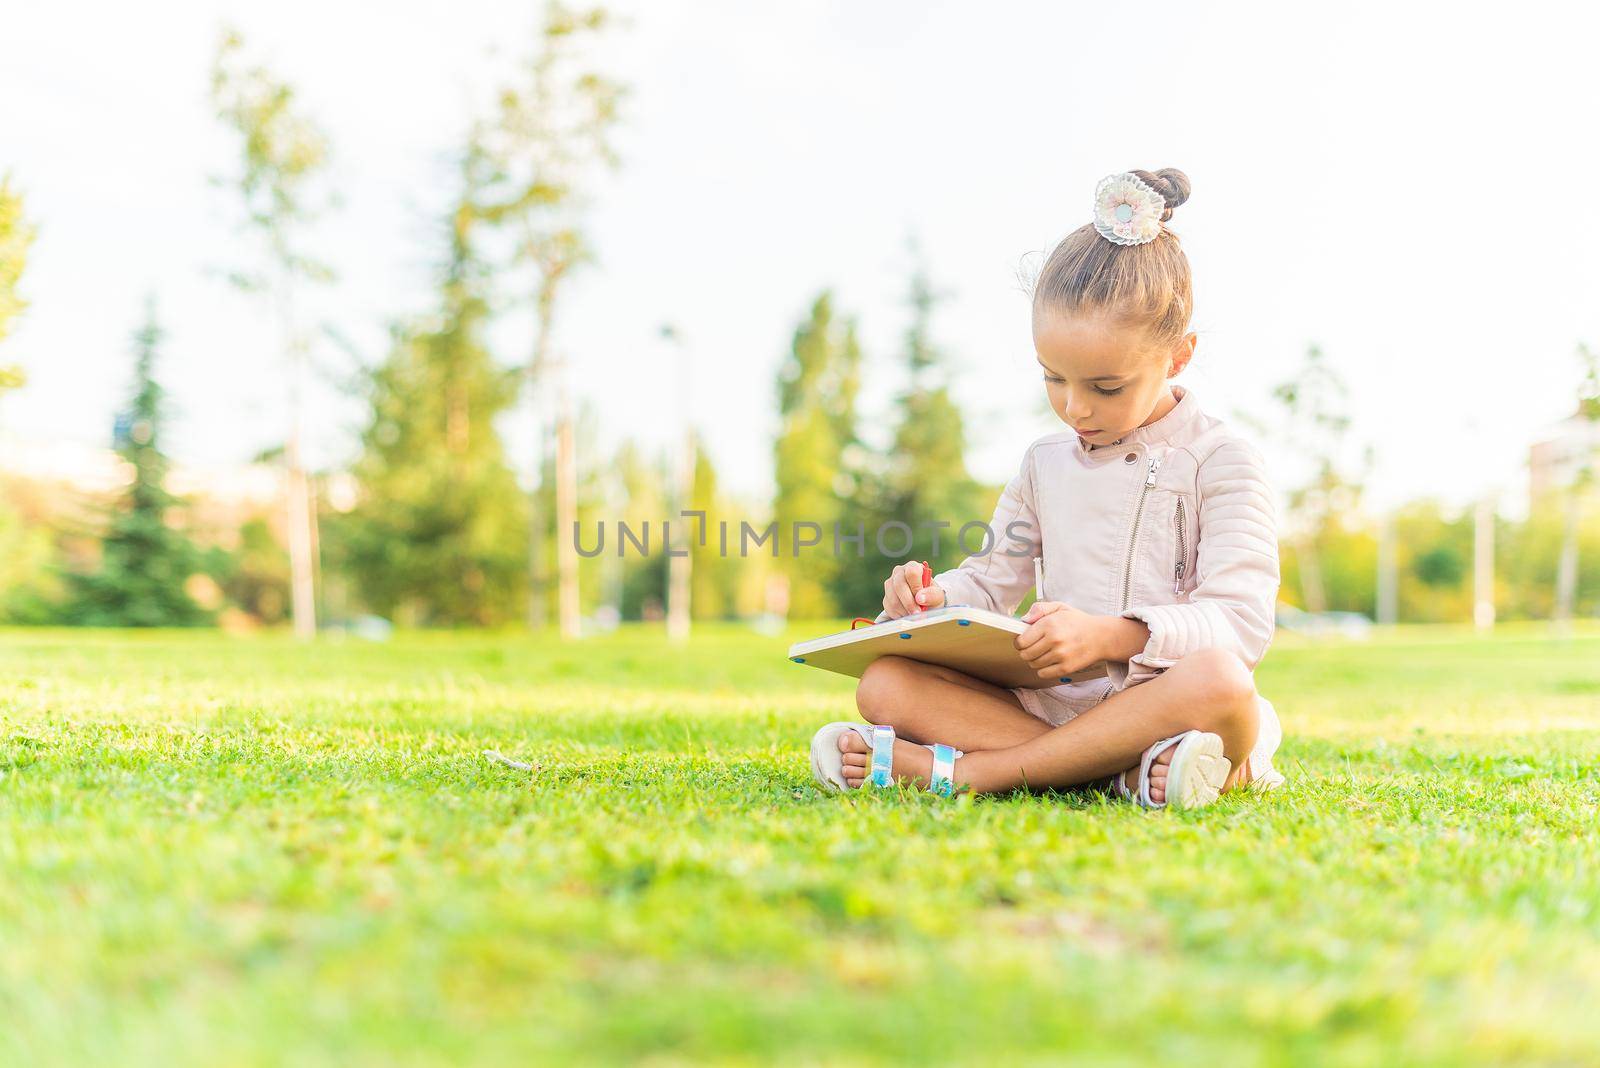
[{"xmin": 1014, "ymin": 601, "xmax": 1106, "ymax": 678}]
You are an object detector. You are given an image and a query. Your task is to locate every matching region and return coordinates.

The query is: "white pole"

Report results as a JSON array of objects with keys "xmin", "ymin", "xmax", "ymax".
[
  {"xmin": 279, "ymin": 272, "xmax": 316, "ymax": 640},
  {"xmin": 663, "ymin": 325, "xmax": 693, "ymax": 642},
  {"xmin": 1474, "ymin": 494, "xmax": 1495, "ymax": 631},
  {"xmin": 1376, "ymin": 511, "xmax": 1398, "ymax": 626},
  {"xmin": 554, "ymin": 356, "xmax": 580, "ymax": 639}
]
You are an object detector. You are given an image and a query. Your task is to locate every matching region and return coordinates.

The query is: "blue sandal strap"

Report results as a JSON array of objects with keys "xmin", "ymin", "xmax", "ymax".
[
  {"xmin": 928, "ymin": 743, "xmax": 957, "ymax": 796},
  {"xmin": 868, "ymin": 725, "xmax": 895, "ymax": 787}
]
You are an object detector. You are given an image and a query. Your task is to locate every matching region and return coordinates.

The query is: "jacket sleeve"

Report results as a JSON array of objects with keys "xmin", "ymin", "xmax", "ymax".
[
  {"xmin": 1119, "ymin": 438, "xmax": 1279, "ymax": 680},
  {"xmin": 873, "ymin": 445, "xmax": 1043, "ymax": 622}
]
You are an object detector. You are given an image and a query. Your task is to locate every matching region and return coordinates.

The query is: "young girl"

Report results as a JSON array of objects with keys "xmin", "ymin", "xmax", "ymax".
[{"xmin": 809, "ymin": 167, "xmax": 1285, "ymax": 809}]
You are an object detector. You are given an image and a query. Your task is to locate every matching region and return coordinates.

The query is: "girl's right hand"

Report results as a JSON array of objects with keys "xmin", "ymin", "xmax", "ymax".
[{"xmin": 882, "ymin": 561, "xmax": 946, "ymax": 619}]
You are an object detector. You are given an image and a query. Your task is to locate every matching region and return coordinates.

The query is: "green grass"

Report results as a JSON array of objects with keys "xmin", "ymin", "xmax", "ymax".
[{"xmin": 3, "ymin": 622, "xmax": 1599, "ymax": 1067}]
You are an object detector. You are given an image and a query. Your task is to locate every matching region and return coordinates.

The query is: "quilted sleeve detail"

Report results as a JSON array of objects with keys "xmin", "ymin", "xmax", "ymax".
[
  {"xmin": 874, "ymin": 445, "xmax": 1042, "ymax": 622},
  {"xmin": 1121, "ymin": 438, "xmax": 1280, "ymax": 678}
]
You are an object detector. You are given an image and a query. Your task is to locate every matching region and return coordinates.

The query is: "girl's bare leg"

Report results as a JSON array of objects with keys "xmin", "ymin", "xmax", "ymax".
[
  {"xmin": 852, "ymin": 654, "xmax": 1054, "ymax": 751},
  {"xmin": 837, "ymin": 648, "xmax": 1260, "ymax": 799}
]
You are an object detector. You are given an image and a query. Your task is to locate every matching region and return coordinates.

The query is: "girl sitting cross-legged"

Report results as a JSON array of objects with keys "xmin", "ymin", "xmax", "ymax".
[{"xmin": 810, "ymin": 167, "xmax": 1286, "ymax": 810}]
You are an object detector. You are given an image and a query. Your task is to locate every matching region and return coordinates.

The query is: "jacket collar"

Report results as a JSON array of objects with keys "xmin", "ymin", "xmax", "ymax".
[{"xmin": 1079, "ymin": 384, "xmax": 1201, "ymax": 454}]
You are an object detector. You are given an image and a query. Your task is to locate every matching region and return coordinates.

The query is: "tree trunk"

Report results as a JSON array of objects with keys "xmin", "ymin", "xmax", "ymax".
[
  {"xmin": 281, "ymin": 278, "xmax": 316, "ymax": 640},
  {"xmin": 554, "ymin": 356, "xmax": 580, "ymax": 639},
  {"xmin": 666, "ymin": 339, "xmax": 693, "ymax": 641},
  {"xmin": 601, "ymin": 467, "xmax": 624, "ymax": 623},
  {"xmin": 285, "ymin": 437, "xmax": 316, "ymax": 639},
  {"xmin": 1473, "ymin": 496, "xmax": 1495, "ymax": 631},
  {"xmin": 1554, "ymin": 489, "xmax": 1580, "ymax": 627},
  {"xmin": 526, "ymin": 314, "xmax": 550, "ymax": 631},
  {"xmin": 666, "ymin": 442, "xmax": 693, "ymax": 641},
  {"xmin": 1375, "ymin": 512, "xmax": 1397, "ymax": 625}
]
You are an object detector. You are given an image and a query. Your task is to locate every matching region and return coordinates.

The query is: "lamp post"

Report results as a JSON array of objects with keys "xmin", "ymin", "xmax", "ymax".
[{"xmin": 661, "ymin": 324, "xmax": 693, "ymax": 642}]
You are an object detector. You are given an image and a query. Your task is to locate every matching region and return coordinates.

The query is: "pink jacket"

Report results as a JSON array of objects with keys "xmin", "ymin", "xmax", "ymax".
[{"xmin": 877, "ymin": 384, "xmax": 1280, "ymax": 696}]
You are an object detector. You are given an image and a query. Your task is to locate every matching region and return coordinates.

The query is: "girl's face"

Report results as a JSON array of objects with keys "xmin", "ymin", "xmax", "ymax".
[{"xmin": 1032, "ymin": 310, "xmax": 1196, "ymax": 445}]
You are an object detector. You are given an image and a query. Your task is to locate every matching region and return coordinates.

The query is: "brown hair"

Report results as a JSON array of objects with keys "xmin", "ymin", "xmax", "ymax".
[{"xmin": 1030, "ymin": 168, "xmax": 1193, "ymax": 349}]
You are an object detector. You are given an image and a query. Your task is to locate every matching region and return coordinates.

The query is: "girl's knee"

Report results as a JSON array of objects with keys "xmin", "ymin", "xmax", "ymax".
[
  {"xmin": 855, "ymin": 655, "xmax": 921, "ymax": 723},
  {"xmin": 1169, "ymin": 648, "xmax": 1258, "ymax": 738}
]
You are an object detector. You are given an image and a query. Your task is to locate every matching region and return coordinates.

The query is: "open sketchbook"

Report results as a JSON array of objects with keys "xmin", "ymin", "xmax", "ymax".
[{"xmin": 786, "ymin": 605, "xmax": 1109, "ymax": 691}]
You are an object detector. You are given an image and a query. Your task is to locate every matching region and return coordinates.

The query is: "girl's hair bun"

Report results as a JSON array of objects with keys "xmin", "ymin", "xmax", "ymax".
[
  {"xmin": 1030, "ymin": 165, "xmax": 1196, "ymax": 346},
  {"xmin": 1129, "ymin": 168, "xmax": 1191, "ymax": 222}
]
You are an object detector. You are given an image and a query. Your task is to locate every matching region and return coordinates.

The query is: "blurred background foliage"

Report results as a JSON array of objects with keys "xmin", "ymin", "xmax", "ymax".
[{"xmin": 1, "ymin": 11, "xmax": 1598, "ymax": 633}]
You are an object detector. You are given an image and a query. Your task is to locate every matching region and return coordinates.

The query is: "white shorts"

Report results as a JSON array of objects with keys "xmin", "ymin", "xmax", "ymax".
[{"xmin": 1011, "ymin": 679, "xmax": 1285, "ymax": 788}]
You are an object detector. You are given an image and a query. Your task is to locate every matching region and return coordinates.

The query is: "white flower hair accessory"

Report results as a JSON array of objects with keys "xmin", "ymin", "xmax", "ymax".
[{"xmin": 1093, "ymin": 172, "xmax": 1167, "ymax": 246}]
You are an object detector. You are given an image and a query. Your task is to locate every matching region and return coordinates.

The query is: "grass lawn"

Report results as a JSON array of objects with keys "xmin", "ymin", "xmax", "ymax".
[{"xmin": 3, "ymin": 622, "xmax": 1599, "ymax": 1067}]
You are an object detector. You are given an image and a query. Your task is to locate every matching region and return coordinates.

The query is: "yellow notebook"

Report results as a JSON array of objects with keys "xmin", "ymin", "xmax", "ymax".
[{"xmin": 786, "ymin": 605, "xmax": 1109, "ymax": 690}]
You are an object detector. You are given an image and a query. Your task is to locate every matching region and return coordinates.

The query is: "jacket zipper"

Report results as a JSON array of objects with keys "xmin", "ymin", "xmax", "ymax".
[
  {"xmin": 1119, "ymin": 456, "xmax": 1161, "ymax": 612},
  {"xmin": 1173, "ymin": 497, "xmax": 1187, "ymax": 595}
]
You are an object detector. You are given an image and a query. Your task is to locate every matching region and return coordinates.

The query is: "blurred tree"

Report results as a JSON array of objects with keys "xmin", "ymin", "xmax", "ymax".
[
  {"xmin": 520, "ymin": 396, "xmax": 609, "ymax": 625},
  {"xmin": 1249, "ymin": 344, "xmax": 1370, "ymax": 614},
  {"xmin": 0, "ymin": 475, "xmax": 64, "ymax": 624},
  {"xmin": 836, "ymin": 248, "xmax": 987, "ymax": 612},
  {"xmin": 65, "ymin": 302, "xmax": 209, "ymax": 627},
  {"xmin": 659, "ymin": 324, "xmax": 694, "ymax": 638},
  {"xmin": 688, "ymin": 432, "xmax": 740, "ymax": 620},
  {"xmin": 0, "ymin": 175, "xmax": 32, "ymax": 396},
  {"xmin": 339, "ymin": 159, "xmax": 528, "ymax": 626},
  {"xmin": 1279, "ymin": 515, "xmax": 1378, "ymax": 618},
  {"xmin": 0, "ymin": 178, "xmax": 43, "ymax": 617},
  {"xmin": 216, "ymin": 516, "xmax": 291, "ymax": 625},
  {"xmin": 774, "ymin": 292, "xmax": 863, "ymax": 619},
  {"xmin": 1504, "ymin": 498, "xmax": 1600, "ymax": 621},
  {"xmin": 1554, "ymin": 342, "xmax": 1600, "ymax": 625},
  {"xmin": 1413, "ymin": 543, "xmax": 1465, "ymax": 588},
  {"xmin": 614, "ymin": 438, "xmax": 669, "ymax": 620},
  {"xmin": 1393, "ymin": 501, "xmax": 1473, "ymax": 623},
  {"xmin": 475, "ymin": 2, "xmax": 626, "ymax": 636},
  {"xmin": 210, "ymin": 28, "xmax": 334, "ymax": 639}
]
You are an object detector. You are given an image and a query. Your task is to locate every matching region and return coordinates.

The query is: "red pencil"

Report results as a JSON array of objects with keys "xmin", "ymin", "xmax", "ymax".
[{"xmin": 917, "ymin": 560, "xmax": 931, "ymax": 611}]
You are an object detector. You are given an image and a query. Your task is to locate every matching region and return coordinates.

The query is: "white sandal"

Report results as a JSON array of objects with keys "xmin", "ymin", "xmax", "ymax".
[
  {"xmin": 809, "ymin": 722, "xmax": 963, "ymax": 796},
  {"xmin": 1113, "ymin": 730, "xmax": 1231, "ymax": 810}
]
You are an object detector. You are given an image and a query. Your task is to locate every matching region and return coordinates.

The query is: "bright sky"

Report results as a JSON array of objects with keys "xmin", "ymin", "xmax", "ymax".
[{"xmin": 4, "ymin": 1, "xmax": 1597, "ymax": 515}]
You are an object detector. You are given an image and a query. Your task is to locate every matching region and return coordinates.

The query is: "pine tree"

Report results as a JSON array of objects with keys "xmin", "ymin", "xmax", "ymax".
[
  {"xmin": 339, "ymin": 162, "xmax": 528, "ymax": 626},
  {"xmin": 835, "ymin": 253, "xmax": 986, "ymax": 610},
  {"xmin": 773, "ymin": 292, "xmax": 863, "ymax": 619},
  {"xmin": 67, "ymin": 302, "xmax": 210, "ymax": 626},
  {"xmin": 613, "ymin": 438, "xmax": 669, "ymax": 620},
  {"xmin": 688, "ymin": 432, "xmax": 739, "ymax": 620}
]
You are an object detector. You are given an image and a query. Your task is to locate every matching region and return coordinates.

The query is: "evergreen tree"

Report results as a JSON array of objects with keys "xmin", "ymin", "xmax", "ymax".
[
  {"xmin": 773, "ymin": 292, "xmax": 863, "ymax": 619},
  {"xmin": 614, "ymin": 438, "xmax": 669, "ymax": 620},
  {"xmin": 835, "ymin": 253, "xmax": 986, "ymax": 610},
  {"xmin": 688, "ymin": 432, "xmax": 740, "ymax": 620},
  {"xmin": 340, "ymin": 163, "xmax": 528, "ymax": 626},
  {"xmin": 66, "ymin": 302, "xmax": 209, "ymax": 626}
]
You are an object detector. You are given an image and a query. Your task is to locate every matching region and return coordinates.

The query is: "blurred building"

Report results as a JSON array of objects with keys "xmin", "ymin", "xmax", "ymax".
[
  {"xmin": 0, "ymin": 430, "xmax": 314, "ymax": 547},
  {"xmin": 0, "ymin": 431, "xmax": 127, "ymax": 495},
  {"xmin": 1528, "ymin": 408, "xmax": 1600, "ymax": 504}
]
